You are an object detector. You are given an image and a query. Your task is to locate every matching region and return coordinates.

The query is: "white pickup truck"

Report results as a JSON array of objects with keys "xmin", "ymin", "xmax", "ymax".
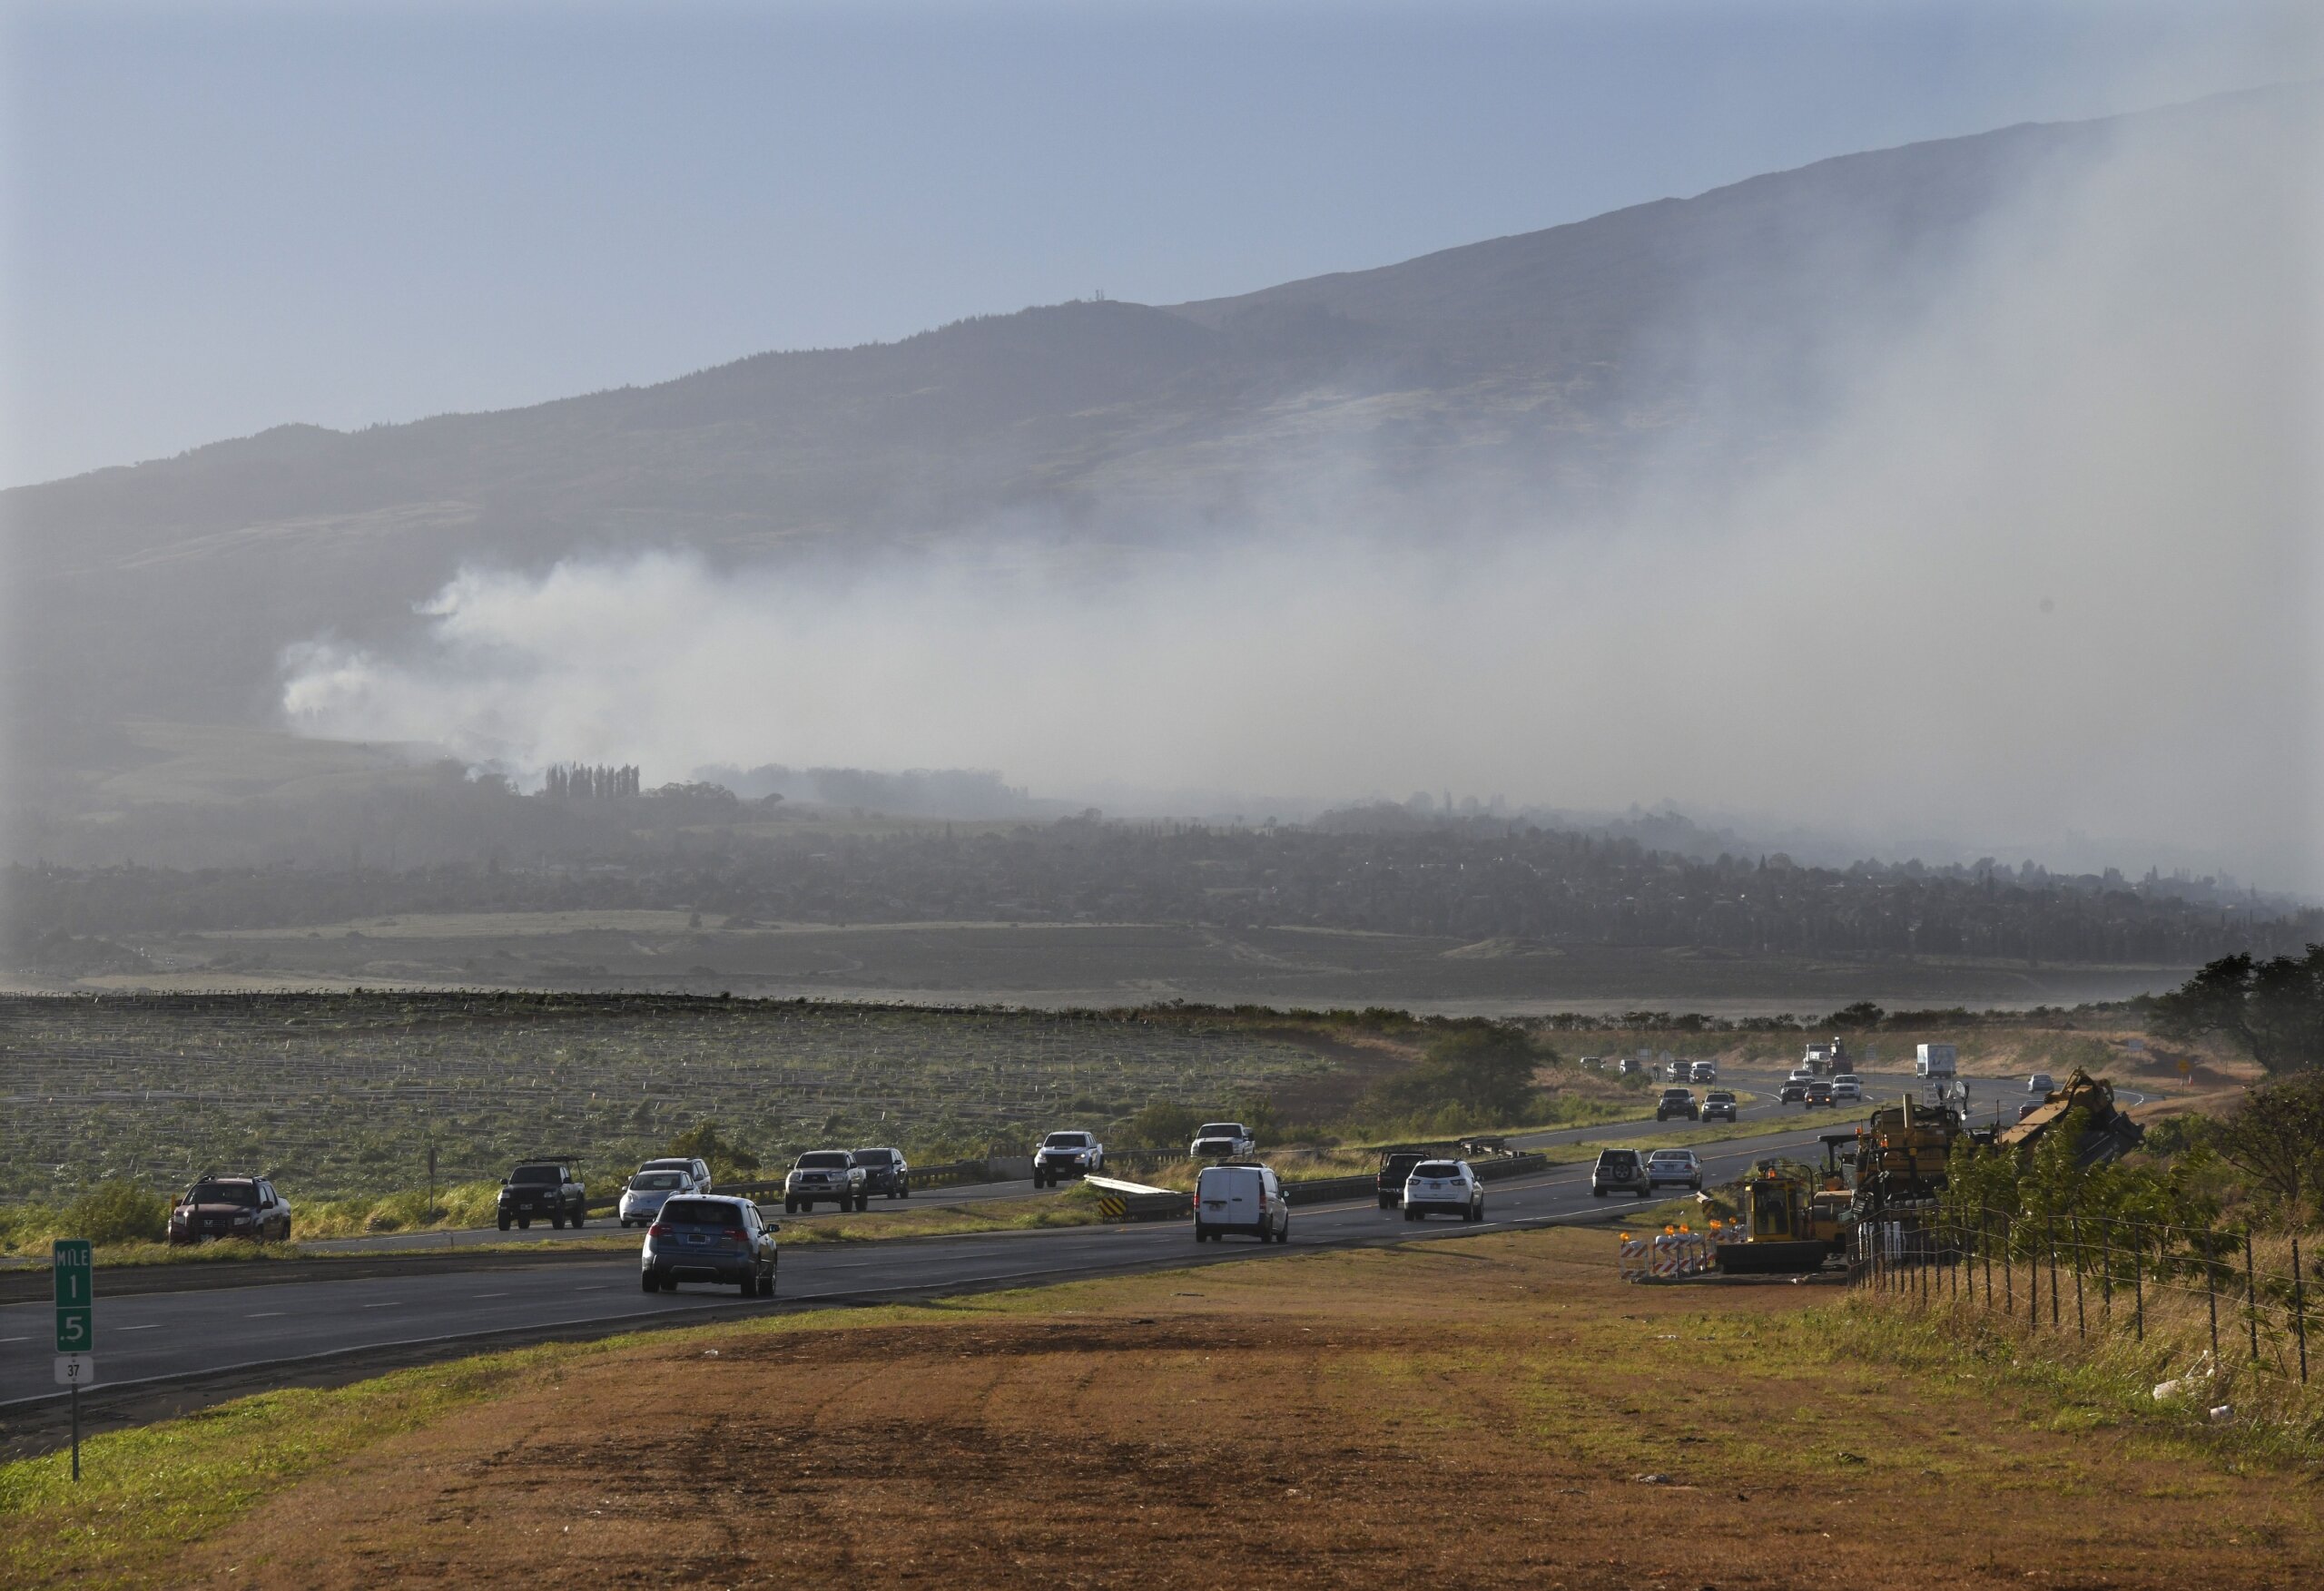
[
  {"xmin": 1032, "ymin": 1130, "xmax": 1105, "ymax": 1187},
  {"xmin": 1189, "ymin": 1121, "xmax": 1256, "ymax": 1158}
]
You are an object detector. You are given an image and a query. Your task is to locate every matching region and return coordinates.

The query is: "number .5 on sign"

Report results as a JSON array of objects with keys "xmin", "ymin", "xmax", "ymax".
[{"xmin": 54, "ymin": 1238, "xmax": 94, "ymax": 1356}]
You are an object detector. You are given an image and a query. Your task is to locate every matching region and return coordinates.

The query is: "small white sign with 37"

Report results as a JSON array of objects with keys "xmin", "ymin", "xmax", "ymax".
[{"xmin": 54, "ymin": 1353, "xmax": 96, "ymax": 1388}]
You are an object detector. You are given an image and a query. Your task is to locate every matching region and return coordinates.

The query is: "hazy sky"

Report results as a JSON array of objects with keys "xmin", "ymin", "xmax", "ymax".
[{"xmin": 5, "ymin": 0, "xmax": 2317, "ymax": 486}]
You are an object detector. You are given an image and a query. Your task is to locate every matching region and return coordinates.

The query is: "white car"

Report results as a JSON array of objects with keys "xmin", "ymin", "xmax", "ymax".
[
  {"xmin": 1403, "ymin": 1158, "xmax": 1483, "ymax": 1223},
  {"xmin": 1189, "ymin": 1121, "xmax": 1256, "ymax": 1158},
  {"xmin": 2026, "ymin": 1073, "xmax": 2056, "ymax": 1095},
  {"xmin": 1689, "ymin": 1060, "xmax": 1719, "ymax": 1084},
  {"xmin": 1646, "ymin": 1149, "xmax": 1703, "ymax": 1191},
  {"xmin": 1193, "ymin": 1163, "xmax": 1289, "ymax": 1242},
  {"xmin": 783, "ymin": 1150, "xmax": 866, "ymax": 1213},
  {"xmin": 638, "ymin": 1156, "xmax": 712, "ymax": 1193},
  {"xmin": 1830, "ymin": 1075, "xmax": 1862, "ymax": 1104},
  {"xmin": 618, "ymin": 1168, "xmax": 691, "ymax": 1226}
]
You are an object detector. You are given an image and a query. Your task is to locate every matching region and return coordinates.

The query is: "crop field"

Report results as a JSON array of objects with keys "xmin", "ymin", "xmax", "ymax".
[{"xmin": 0, "ymin": 993, "xmax": 1332, "ymax": 1202}]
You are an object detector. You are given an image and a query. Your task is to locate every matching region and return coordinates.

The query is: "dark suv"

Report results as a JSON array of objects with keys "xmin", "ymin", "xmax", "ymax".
[
  {"xmin": 1655, "ymin": 1087, "xmax": 1699, "ymax": 1123},
  {"xmin": 169, "ymin": 1175, "xmax": 292, "ymax": 1243},
  {"xmin": 1376, "ymin": 1150, "xmax": 1431, "ymax": 1209},
  {"xmin": 497, "ymin": 1162, "xmax": 586, "ymax": 1230},
  {"xmin": 851, "ymin": 1146, "xmax": 912, "ymax": 1200}
]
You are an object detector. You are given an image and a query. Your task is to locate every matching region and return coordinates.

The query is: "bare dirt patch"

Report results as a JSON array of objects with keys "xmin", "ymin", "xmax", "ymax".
[{"xmin": 145, "ymin": 1227, "xmax": 2322, "ymax": 1590}]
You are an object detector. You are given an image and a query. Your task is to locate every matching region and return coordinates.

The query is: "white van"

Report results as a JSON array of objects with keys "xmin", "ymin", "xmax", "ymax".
[
  {"xmin": 1194, "ymin": 1163, "xmax": 1289, "ymax": 1244},
  {"xmin": 1916, "ymin": 1044, "xmax": 1957, "ymax": 1079}
]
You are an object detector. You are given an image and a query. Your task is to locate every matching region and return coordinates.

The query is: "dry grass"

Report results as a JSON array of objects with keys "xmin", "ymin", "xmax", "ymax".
[{"xmin": 10, "ymin": 1225, "xmax": 2320, "ymax": 1589}]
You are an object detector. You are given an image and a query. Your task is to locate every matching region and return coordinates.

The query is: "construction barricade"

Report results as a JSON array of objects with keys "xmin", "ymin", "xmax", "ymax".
[{"xmin": 1618, "ymin": 1232, "xmax": 1649, "ymax": 1280}]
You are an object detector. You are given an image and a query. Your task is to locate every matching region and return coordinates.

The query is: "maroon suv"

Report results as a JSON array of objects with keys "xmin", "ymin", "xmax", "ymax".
[{"xmin": 169, "ymin": 1175, "xmax": 292, "ymax": 1244}]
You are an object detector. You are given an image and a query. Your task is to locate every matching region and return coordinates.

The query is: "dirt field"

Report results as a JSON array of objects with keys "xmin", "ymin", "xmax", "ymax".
[{"xmin": 49, "ymin": 1226, "xmax": 2313, "ymax": 1590}]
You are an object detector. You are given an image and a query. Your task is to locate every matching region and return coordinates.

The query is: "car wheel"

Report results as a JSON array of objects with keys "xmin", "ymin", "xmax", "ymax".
[
  {"xmin": 550, "ymin": 1211, "xmax": 565, "ymax": 1230},
  {"xmin": 739, "ymin": 1273, "xmax": 755, "ymax": 1297},
  {"xmin": 759, "ymin": 1271, "xmax": 776, "ymax": 1298},
  {"xmin": 1591, "ymin": 1187, "xmax": 1607, "ymax": 1198},
  {"xmin": 1193, "ymin": 1222, "xmax": 1206, "ymax": 1242},
  {"xmin": 571, "ymin": 1208, "xmax": 585, "ymax": 1228},
  {"xmin": 902, "ymin": 1184, "xmax": 912, "ymax": 1199},
  {"xmin": 661, "ymin": 1272, "xmax": 679, "ymax": 1291},
  {"xmin": 641, "ymin": 1271, "xmax": 659, "ymax": 1293},
  {"xmin": 1404, "ymin": 1208, "xmax": 1419, "ymax": 1223},
  {"xmin": 497, "ymin": 1215, "xmax": 510, "ymax": 1232},
  {"xmin": 857, "ymin": 1193, "xmax": 870, "ymax": 1212},
  {"xmin": 517, "ymin": 1216, "xmax": 531, "ymax": 1230}
]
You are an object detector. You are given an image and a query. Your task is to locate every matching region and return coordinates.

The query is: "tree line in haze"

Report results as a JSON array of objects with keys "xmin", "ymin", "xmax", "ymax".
[{"xmin": 10, "ymin": 819, "xmax": 2314, "ymax": 970}]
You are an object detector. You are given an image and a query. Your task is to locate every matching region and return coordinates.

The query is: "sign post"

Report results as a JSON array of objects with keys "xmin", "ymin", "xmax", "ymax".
[{"xmin": 53, "ymin": 1238, "xmax": 94, "ymax": 1480}]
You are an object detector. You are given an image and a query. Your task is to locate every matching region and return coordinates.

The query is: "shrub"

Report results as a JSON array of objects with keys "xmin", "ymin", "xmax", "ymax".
[{"xmin": 64, "ymin": 1181, "xmax": 168, "ymax": 1245}]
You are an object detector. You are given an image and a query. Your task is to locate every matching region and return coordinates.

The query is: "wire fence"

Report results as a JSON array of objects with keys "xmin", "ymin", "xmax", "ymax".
[{"xmin": 1851, "ymin": 1201, "xmax": 2313, "ymax": 1388}]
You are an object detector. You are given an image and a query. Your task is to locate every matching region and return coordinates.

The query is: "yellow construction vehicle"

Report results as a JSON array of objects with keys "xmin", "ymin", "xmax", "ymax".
[
  {"xmin": 1995, "ymin": 1067, "xmax": 2144, "ymax": 1161},
  {"xmin": 1713, "ymin": 1157, "xmax": 1850, "ymax": 1273}
]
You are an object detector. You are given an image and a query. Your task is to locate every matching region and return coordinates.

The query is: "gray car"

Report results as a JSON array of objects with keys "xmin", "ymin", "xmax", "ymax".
[{"xmin": 640, "ymin": 1194, "xmax": 777, "ymax": 1296}]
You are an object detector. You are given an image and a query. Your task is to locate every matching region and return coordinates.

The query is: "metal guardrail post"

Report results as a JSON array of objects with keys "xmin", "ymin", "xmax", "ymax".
[{"xmin": 2046, "ymin": 1217, "xmax": 2060, "ymax": 1331}]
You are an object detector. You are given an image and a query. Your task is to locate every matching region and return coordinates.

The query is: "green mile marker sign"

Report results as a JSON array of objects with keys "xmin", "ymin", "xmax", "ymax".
[{"xmin": 54, "ymin": 1238, "xmax": 93, "ymax": 1354}]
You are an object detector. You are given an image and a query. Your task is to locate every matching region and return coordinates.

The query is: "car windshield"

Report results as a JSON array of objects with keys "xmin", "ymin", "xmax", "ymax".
[
  {"xmin": 1413, "ymin": 1162, "xmax": 1460, "ymax": 1178},
  {"xmin": 796, "ymin": 1152, "xmax": 851, "ymax": 1169},
  {"xmin": 1660, "ymin": 1089, "xmax": 1689, "ymax": 1098},
  {"xmin": 188, "ymin": 1182, "xmax": 258, "ymax": 1206},
  {"xmin": 631, "ymin": 1173, "xmax": 684, "ymax": 1190},
  {"xmin": 1707, "ymin": 1092, "xmax": 1733, "ymax": 1102},
  {"xmin": 642, "ymin": 1161, "xmax": 693, "ymax": 1174},
  {"xmin": 660, "ymin": 1199, "xmax": 740, "ymax": 1226},
  {"xmin": 1649, "ymin": 1152, "xmax": 1692, "ymax": 1164},
  {"xmin": 851, "ymin": 1149, "xmax": 894, "ymax": 1165},
  {"xmin": 1196, "ymin": 1124, "xmax": 1242, "ymax": 1137},
  {"xmin": 1044, "ymin": 1134, "xmax": 1089, "ymax": 1148},
  {"xmin": 511, "ymin": 1165, "xmax": 562, "ymax": 1184}
]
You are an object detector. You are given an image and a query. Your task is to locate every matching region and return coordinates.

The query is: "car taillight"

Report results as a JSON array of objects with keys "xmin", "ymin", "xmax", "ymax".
[
  {"xmin": 648, "ymin": 1223, "xmax": 670, "ymax": 1238},
  {"xmin": 724, "ymin": 1227, "xmax": 748, "ymax": 1242}
]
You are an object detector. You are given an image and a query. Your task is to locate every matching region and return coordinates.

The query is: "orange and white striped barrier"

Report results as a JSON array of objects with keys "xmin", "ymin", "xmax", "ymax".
[{"xmin": 1618, "ymin": 1233, "xmax": 1649, "ymax": 1280}]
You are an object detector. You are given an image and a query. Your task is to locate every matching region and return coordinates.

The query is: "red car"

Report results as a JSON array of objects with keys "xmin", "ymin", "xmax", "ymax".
[{"xmin": 169, "ymin": 1174, "xmax": 292, "ymax": 1243}]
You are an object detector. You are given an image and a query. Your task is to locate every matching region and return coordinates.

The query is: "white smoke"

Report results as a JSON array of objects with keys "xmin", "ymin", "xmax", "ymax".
[{"xmin": 282, "ymin": 96, "xmax": 2324, "ymax": 890}]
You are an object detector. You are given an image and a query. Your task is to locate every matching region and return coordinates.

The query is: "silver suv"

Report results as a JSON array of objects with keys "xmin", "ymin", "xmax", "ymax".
[{"xmin": 784, "ymin": 1150, "xmax": 866, "ymax": 1213}]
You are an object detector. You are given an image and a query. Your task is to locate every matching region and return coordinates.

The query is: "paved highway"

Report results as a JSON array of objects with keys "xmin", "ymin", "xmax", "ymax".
[
  {"xmin": 297, "ymin": 1062, "xmax": 1921, "ymax": 1256},
  {"xmin": 9, "ymin": 1065, "xmax": 2139, "ymax": 1411},
  {"xmin": 3, "ymin": 1114, "xmax": 1860, "ymax": 1410}
]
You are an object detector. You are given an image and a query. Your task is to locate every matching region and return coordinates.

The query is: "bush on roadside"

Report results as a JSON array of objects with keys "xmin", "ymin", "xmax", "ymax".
[{"xmin": 64, "ymin": 1181, "xmax": 169, "ymax": 1245}]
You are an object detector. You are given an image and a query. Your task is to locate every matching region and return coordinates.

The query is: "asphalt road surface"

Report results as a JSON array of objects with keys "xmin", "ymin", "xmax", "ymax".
[
  {"xmin": 6, "ymin": 1066, "xmax": 2144, "ymax": 1412},
  {"xmin": 2, "ymin": 1115, "xmax": 1863, "ymax": 1411},
  {"xmin": 303, "ymin": 1063, "xmax": 2040, "ymax": 1257}
]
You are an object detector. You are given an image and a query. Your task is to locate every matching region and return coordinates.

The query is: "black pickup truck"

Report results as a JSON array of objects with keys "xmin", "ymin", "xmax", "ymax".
[
  {"xmin": 497, "ymin": 1162, "xmax": 587, "ymax": 1230},
  {"xmin": 1376, "ymin": 1150, "xmax": 1431, "ymax": 1209}
]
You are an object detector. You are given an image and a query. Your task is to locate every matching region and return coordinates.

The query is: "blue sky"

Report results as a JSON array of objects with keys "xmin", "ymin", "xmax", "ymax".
[{"xmin": 4, "ymin": 0, "xmax": 2315, "ymax": 486}]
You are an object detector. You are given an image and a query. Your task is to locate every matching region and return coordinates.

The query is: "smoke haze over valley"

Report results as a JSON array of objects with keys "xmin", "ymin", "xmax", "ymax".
[{"xmin": 251, "ymin": 89, "xmax": 2323, "ymax": 891}]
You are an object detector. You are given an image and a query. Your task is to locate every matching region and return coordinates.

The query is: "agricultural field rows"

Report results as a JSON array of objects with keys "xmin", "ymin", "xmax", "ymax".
[{"xmin": 0, "ymin": 993, "xmax": 1329, "ymax": 1202}]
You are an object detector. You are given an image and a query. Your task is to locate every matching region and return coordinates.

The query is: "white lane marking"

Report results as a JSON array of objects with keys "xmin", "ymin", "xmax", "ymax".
[
  {"xmin": 121, "ymin": 1323, "xmax": 162, "ymax": 1331},
  {"xmin": 362, "ymin": 1301, "xmax": 402, "ymax": 1309},
  {"xmin": 0, "ymin": 1335, "xmax": 29, "ymax": 1343},
  {"xmin": 247, "ymin": 1311, "xmax": 286, "ymax": 1319},
  {"xmin": 572, "ymin": 1285, "xmax": 608, "ymax": 1291},
  {"xmin": 473, "ymin": 1292, "xmax": 509, "ymax": 1299}
]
